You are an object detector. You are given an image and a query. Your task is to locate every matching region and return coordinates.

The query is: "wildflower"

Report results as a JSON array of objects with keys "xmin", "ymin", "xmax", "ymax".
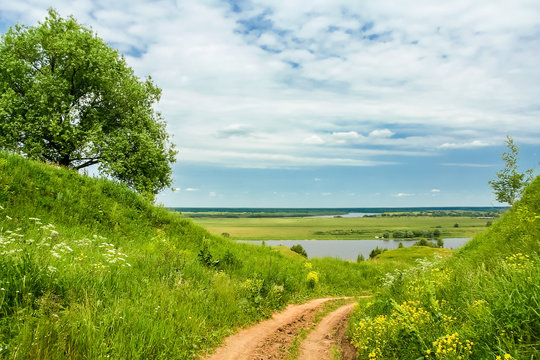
[{"xmin": 5, "ymin": 215, "xmax": 12, "ymax": 220}]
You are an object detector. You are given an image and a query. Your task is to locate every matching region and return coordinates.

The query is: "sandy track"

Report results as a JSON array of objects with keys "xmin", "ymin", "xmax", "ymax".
[
  {"xmin": 297, "ymin": 303, "xmax": 357, "ymax": 360},
  {"xmin": 204, "ymin": 297, "xmax": 362, "ymax": 360}
]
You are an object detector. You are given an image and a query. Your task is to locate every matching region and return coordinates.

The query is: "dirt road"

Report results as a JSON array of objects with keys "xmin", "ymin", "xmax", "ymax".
[{"xmin": 204, "ymin": 297, "xmax": 365, "ymax": 360}]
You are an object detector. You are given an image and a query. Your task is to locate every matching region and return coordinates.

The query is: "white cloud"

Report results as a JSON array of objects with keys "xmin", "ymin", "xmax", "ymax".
[
  {"xmin": 369, "ymin": 129, "xmax": 394, "ymax": 138},
  {"xmin": 302, "ymin": 135, "xmax": 325, "ymax": 145},
  {"xmin": 395, "ymin": 193, "xmax": 415, "ymax": 197},
  {"xmin": 332, "ymin": 131, "xmax": 361, "ymax": 140},
  {"xmin": 185, "ymin": 188, "xmax": 199, "ymax": 192},
  {"xmin": 209, "ymin": 192, "xmax": 217, "ymax": 197},
  {"xmin": 1, "ymin": 0, "xmax": 540, "ymax": 170},
  {"xmin": 431, "ymin": 189, "xmax": 441, "ymax": 193},
  {"xmin": 439, "ymin": 140, "xmax": 490, "ymax": 149},
  {"xmin": 442, "ymin": 163, "xmax": 495, "ymax": 168}
]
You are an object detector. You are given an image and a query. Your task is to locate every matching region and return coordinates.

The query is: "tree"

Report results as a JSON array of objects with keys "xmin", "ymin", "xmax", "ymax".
[
  {"xmin": 0, "ymin": 9, "xmax": 176, "ymax": 195},
  {"xmin": 488, "ymin": 136, "xmax": 534, "ymax": 205}
]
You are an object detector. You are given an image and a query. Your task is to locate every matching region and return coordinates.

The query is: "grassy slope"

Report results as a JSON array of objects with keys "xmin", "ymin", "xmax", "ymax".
[
  {"xmin": 192, "ymin": 216, "xmax": 488, "ymax": 240},
  {"xmin": 349, "ymin": 176, "xmax": 540, "ymax": 359},
  {"xmin": 0, "ymin": 153, "xmax": 380, "ymax": 359}
]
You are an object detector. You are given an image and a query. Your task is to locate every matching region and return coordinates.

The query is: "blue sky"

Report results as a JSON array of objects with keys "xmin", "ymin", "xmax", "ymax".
[{"xmin": 1, "ymin": 1, "xmax": 539, "ymax": 207}]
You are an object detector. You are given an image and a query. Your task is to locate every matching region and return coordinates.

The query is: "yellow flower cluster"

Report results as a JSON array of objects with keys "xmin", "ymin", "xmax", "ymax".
[
  {"xmin": 393, "ymin": 301, "xmax": 433, "ymax": 328},
  {"xmin": 306, "ymin": 271, "xmax": 319, "ymax": 288},
  {"xmin": 428, "ymin": 333, "xmax": 473, "ymax": 359},
  {"xmin": 351, "ymin": 314, "xmax": 397, "ymax": 359},
  {"xmin": 495, "ymin": 354, "xmax": 513, "ymax": 360},
  {"xmin": 504, "ymin": 253, "xmax": 532, "ymax": 272}
]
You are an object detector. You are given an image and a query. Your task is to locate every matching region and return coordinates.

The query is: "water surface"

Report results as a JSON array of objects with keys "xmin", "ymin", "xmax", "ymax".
[{"xmin": 238, "ymin": 238, "xmax": 470, "ymax": 261}]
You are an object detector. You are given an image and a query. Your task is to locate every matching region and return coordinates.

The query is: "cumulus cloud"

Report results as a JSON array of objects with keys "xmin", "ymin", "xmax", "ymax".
[
  {"xmin": 185, "ymin": 188, "xmax": 199, "ymax": 192},
  {"xmin": 369, "ymin": 129, "xmax": 394, "ymax": 138},
  {"xmin": 2, "ymin": 0, "xmax": 540, "ymax": 170},
  {"xmin": 431, "ymin": 189, "xmax": 441, "ymax": 193}
]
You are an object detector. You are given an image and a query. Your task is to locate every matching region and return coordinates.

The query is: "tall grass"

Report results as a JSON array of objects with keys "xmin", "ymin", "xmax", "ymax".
[
  {"xmin": 348, "ymin": 177, "xmax": 540, "ymax": 359},
  {"xmin": 0, "ymin": 152, "xmax": 380, "ymax": 359}
]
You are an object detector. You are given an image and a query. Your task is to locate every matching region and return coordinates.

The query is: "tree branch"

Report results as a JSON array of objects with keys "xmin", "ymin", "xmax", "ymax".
[{"xmin": 74, "ymin": 158, "xmax": 100, "ymax": 170}]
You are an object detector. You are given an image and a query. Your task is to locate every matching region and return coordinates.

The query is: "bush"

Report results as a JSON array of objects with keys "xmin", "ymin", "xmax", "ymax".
[
  {"xmin": 369, "ymin": 246, "xmax": 387, "ymax": 259},
  {"xmin": 414, "ymin": 238, "xmax": 437, "ymax": 248},
  {"xmin": 290, "ymin": 244, "xmax": 308, "ymax": 258},
  {"xmin": 357, "ymin": 253, "xmax": 365, "ymax": 262}
]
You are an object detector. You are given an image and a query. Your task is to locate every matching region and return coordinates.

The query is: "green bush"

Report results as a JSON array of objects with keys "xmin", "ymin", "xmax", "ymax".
[{"xmin": 290, "ymin": 244, "xmax": 308, "ymax": 257}]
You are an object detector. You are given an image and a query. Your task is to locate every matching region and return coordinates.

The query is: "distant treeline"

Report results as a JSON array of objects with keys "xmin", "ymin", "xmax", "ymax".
[
  {"xmin": 171, "ymin": 207, "xmax": 507, "ymax": 219},
  {"xmin": 178, "ymin": 211, "xmax": 348, "ymax": 218},
  {"xmin": 313, "ymin": 229, "xmax": 442, "ymax": 238},
  {"xmin": 378, "ymin": 210, "xmax": 504, "ymax": 218}
]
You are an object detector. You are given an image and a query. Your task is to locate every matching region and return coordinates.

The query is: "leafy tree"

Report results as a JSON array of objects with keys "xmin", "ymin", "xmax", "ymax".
[
  {"xmin": 488, "ymin": 136, "xmax": 534, "ymax": 205},
  {"xmin": 0, "ymin": 9, "xmax": 176, "ymax": 195}
]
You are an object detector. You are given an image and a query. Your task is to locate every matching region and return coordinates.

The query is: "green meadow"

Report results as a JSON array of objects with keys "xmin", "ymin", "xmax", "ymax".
[
  {"xmin": 189, "ymin": 215, "xmax": 491, "ymax": 240},
  {"xmin": 0, "ymin": 152, "xmax": 538, "ymax": 359},
  {"xmin": 0, "ymin": 152, "xmax": 387, "ymax": 359}
]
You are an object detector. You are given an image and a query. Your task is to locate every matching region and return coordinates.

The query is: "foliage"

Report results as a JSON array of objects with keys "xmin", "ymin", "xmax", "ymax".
[
  {"xmin": 291, "ymin": 244, "xmax": 308, "ymax": 257},
  {"xmin": 349, "ymin": 176, "xmax": 540, "ymax": 359},
  {"xmin": 369, "ymin": 246, "xmax": 387, "ymax": 259},
  {"xmin": 414, "ymin": 238, "xmax": 438, "ymax": 248},
  {"xmin": 488, "ymin": 136, "xmax": 534, "ymax": 205},
  {"xmin": 0, "ymin": 9, "xmax": 176, "ymax": 195}
]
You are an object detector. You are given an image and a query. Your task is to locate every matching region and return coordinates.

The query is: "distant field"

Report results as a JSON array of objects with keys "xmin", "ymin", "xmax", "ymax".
[{"xmin": 189, "ymin": 215, "xmax": 492, "ymax": 240}]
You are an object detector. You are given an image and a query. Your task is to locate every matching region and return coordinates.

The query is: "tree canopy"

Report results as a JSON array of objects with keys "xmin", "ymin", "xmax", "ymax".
[
  {"xmin": 488, "ymin": 136, "xmax": 534, "ymax": 205},
  {"xmin": 0, "ymin": 9, "xmax": 176, "ymax": 195}
]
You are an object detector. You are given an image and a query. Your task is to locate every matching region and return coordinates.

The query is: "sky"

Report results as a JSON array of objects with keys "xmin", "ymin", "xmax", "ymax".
[{"xmin": 1, "ymin": 0, "xmax": 539, "ymax": 207}]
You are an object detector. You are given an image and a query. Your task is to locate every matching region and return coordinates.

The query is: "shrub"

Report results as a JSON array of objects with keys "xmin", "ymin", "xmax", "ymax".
[
  {"xmin": 369, "ymin": 246, "xmax": 387, "ymax": 259},
  {"xmin": 290, "ymin": 244, "xmax": 307, "ymax": 258}
]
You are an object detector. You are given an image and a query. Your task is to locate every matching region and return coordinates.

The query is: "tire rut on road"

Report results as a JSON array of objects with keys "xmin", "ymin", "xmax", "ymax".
[{"xmin": 203, "ymin": 296, "xmax": 367, "ymax": 360}]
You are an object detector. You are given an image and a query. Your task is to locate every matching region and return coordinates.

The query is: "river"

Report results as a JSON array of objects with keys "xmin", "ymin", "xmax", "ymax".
[{"xmin": 238, "ymin": 238, "xmax": 470, "ymax": 261}]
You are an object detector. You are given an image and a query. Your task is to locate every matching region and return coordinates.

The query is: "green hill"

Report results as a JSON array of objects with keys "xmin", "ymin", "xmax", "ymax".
[
  {"xmin": 0, "ymin": 152, "xmax": 378, "ymax": 359},
  {"xmin": 349, "ymin": 176, "xmax": 540, "ymax": 359}
]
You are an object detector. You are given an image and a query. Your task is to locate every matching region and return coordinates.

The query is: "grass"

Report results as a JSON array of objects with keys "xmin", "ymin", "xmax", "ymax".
[
  {"xmin": 190, "ymin": 215, "xmax": 489, "ymax": 240},
  {"xmin": 348, "ymin": 176, "xmax": 540, "ymax": 359},
  {"xmin": 0, "ymin": 152, "xmax": 388, "ymax": 359},
  {"xmin": 371, "ymin": 246, "xmax": 453, "ymax": 268}
]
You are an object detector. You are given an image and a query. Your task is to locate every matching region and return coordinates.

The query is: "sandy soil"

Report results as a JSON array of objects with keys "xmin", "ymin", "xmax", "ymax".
[
  {"xmin": 297, "ymin": 303, "xmax": 357, "ymax": 360},
  {"xmin": 204, "ymin": 297, "xmax": 364, "ymax": 360}
]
